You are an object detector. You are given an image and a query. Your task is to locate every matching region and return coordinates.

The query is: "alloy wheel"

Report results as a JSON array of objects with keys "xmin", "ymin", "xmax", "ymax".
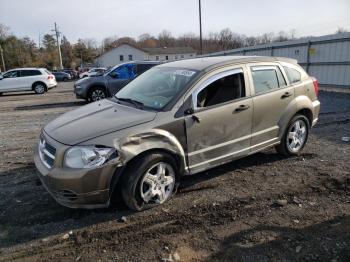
[
  {"xmin": 35, "ymin": 84, "xmax": 45, "ymax": 94},
  {"xmin": 91, "ymin": 89, "xmax": 105, "ymax": 101},
  {"xmin": 287, "ymin": 119, "xmax": 307, "ymax": 152},
  {"xmin": 140, "ymin": 162, "xmax": 175, "ymax": 204}
]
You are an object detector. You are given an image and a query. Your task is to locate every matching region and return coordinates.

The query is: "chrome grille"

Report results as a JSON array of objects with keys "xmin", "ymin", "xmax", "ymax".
[{"xmin": 38, "ymin": 137, "xmax": 56, "ymax": 169}]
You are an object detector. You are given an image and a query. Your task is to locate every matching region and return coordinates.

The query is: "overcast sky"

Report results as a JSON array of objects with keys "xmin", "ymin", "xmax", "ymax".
[{"xmin": 1, "ymin": 0, "xmax": 349, "ymax": 44}]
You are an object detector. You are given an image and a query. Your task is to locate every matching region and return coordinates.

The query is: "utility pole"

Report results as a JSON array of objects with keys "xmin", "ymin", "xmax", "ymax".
[
  {"xmin": 52, "ymin": 22, "xmax": 63, "ymax": 70},
  {"xmin": 198, "ymin": 0, "xmax": 203, "ymax": 55},
  {"xmin": 0, "ymin": 45, "xmax": 5, "ymax": 72}
]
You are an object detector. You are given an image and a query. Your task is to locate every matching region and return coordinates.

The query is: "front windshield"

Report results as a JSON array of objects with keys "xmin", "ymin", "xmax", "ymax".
[{"xmin": 115, "ymin": 67, "xmax": 198, "ymax": 110}]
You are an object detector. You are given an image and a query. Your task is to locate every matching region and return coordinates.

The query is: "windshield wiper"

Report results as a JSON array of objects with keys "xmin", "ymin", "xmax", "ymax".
[{"xmin": 115, "ymin": 96, "xmax": 144, "ymax": 109}]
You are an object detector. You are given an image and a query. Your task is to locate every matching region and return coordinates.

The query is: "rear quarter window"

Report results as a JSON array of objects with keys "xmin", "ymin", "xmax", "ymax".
[{"xmin": 283, "ymin": 66, "xmax": 301, "ymax": 84}]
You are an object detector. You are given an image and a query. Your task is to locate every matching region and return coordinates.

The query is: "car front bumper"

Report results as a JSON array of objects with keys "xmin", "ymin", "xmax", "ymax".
[
  {"xmin": 33, "ymin": 133, "xmax": 119, "ymax": 209},
  {"xmin": 74, "ymin": 84, "xmax": 87, "ymax": 99}
]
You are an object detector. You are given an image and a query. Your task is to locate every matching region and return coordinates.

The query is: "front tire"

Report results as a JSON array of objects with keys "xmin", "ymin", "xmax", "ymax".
[
  {"xmin": 121, "ymin": 152, "xmax": 177, "ymax": 211},
  {"xmin": 33, "ymin": 83, "xmax": 46, "ymax": 94},
  {"xmin": 276, "ymin": 115, "xmax": 310, "ymax": 156},
  {"xmin": 88, "ymin": 87, "xmax": 106, "ymax": 102}
]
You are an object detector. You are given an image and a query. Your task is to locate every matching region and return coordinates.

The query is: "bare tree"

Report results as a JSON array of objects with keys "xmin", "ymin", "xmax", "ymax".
[
  {"xmin": 336, "ymin": 27, "xmax": 348, "ymax": 34},
  {"xmin": 158, "ymin": 30, "xmax": 175, "ymax": 47},
  {"xmin": 0, "ymin": 23, "xmax": 10, "ymax": 42},
  {"xmin": 138, "ymin": 33, "xmax": 158, "ymax": 48}
]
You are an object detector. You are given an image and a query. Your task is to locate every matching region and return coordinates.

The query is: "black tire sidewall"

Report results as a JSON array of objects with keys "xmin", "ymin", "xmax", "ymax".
[
  {"xmin": 283, "ymin": 115, "xmax": 310, "ymax": 155},
  {"xmin": 34, "ymin": 83, "xmax": 45, "ymax": 94},
  {"xmin": 121, "ymin": 152, "xmax": 178, "ymax": 211},
  {"xmin": 89, "ymin": 87, "xmax": 106, "ymax": 102}
]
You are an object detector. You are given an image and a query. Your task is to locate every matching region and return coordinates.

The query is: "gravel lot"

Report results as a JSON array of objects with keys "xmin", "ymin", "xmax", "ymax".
[{"xmin": 0, "ymin": 82, "xmax": 349, "ymax": 261}]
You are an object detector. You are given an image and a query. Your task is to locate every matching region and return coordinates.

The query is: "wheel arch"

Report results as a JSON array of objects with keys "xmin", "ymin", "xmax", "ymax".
[
  {"xmin": 278, "ymin": 95, "xmax": 314, "ymax": 139},
  {"xmin": 88, "ymin": 85, "xmax": 108, "ymax": 96},
  {"xmin": 108, "ymin": 129, "xmax": 187, "ymax": 200}
]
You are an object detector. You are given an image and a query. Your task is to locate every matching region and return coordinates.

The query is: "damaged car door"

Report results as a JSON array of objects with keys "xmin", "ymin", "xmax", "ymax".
[{"xmin": 185, "ymin": 67, "xmax": 253, "ymax": 173}]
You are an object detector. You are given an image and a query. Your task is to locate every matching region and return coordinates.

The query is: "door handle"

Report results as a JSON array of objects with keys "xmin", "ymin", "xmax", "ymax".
[
  {"xmin": 234, "ymin": 104, "xmax": 250, "ymax": 112},
  {"xmin": 191, "ymin": 114, "xmax": 201, "ymax": 123},
  {"xmin": 281, "ymin": 92, "xmax": 292, "ymax": 99}
]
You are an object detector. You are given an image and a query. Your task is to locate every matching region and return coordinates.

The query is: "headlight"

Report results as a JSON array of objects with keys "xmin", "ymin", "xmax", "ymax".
[{"xmin": 64, "ymin": 146, "xmax": 116, "ymax": 169}]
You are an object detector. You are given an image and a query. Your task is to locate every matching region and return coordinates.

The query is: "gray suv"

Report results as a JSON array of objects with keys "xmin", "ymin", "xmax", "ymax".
[
  {"xmin": 34, "ymin": 56, "xmax": 320, "ymax": 211},
  {"xmin": 74, "ymin": 61, "xmax": 159, "ymax": 102}
]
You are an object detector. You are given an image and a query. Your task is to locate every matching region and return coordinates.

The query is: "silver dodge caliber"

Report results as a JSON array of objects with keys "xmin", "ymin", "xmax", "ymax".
[{"xmin": 34, "ymin": 56, "xmax": 320, "ymax": 211}]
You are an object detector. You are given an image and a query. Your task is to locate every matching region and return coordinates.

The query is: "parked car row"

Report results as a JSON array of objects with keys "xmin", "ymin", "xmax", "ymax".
[
  {"xmin": 79, "ymin": 67, "xmax": 106, "ymax": 79},
  {"xmin": 34, "ymin": 56, "xmax": 321, "ymax": 212}
]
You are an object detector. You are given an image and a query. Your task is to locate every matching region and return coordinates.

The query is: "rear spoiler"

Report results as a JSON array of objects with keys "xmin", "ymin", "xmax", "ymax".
[{"xmin": 275, "ymin": 57, "xmax": 298, "ymax": 65}]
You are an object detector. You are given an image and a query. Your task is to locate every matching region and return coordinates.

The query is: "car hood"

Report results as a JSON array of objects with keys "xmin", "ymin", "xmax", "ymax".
[
  {"xmin": 44, "ymin": 99, "xmax": 157, "ymax": 145},
  {"xmin": 74, "ymin": 75, "xmax": 105, "ymax": 85}
]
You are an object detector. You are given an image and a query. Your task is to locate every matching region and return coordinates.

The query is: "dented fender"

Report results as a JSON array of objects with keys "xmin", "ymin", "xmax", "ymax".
[{"xmin": 113, "ymin": 129, "xmax": 187, "ymax": 174}]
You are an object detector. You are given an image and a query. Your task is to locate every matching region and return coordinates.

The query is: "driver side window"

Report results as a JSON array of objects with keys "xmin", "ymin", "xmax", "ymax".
[
  {"xmin": 196, "ymin": 71, "xmax": 246, "ymax": 108},
  {"xmin": 4, "ymin": 70, "xmax": 19, "ymax": 78},
  {"xmin": 111, "ymin": 64, "xmax": 136, "ymax": 79}
]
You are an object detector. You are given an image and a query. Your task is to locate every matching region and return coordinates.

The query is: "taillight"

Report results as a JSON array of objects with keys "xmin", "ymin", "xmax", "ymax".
[
  {"xmin": 311, "ymin": 77, "xmax": 318, "ymax": 97},
  {"xmin": 47, "ymin": 75, "xmax": 54, "ymax": 80}
]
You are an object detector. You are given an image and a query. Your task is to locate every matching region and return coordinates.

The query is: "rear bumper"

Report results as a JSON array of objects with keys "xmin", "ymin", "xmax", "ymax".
[
  {"xmin": 48, "ymin": 81, "xmax": 57, "ymax": 89},
  {"xmin": 311, "ymin": 100, "xmax": 321, "ymax": 127}
]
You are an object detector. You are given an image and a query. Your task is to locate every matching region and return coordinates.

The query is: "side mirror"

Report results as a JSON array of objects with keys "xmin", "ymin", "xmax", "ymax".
[
  {"xmin": 110, "ymin": 72, "xmax": 119, "ymax": 79},
  {"xmin": 184, "ymin": 108, "xmax": 194, "ymax": 115}
]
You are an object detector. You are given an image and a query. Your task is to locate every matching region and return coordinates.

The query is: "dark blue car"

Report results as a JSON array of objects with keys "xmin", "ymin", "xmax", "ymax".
[
  {"xmin": 73, "ymin": 61, "xmax": 159, "ymax": 102},
  {"xmin": 52, "ymin": 71, "xmax": 71, "ymax": 82}
]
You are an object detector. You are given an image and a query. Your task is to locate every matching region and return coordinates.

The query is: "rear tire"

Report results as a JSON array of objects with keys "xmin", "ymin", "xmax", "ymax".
[
  {"xmin": 33, "ymin": 83, "xmax": 46, "ymax": 94},
  {"xmin": 121, "ymin": 152, "xmax": 178, "ymax": 211},
  {"xmin": 88, "ymin": 87, "xmax": 106, "ymax": 102},
  {"xmin": 63, "ymin": 77, "xmax": 68, "ymax": 82},
  {"xmin": 275, "ymin": 115, "xmax": 310, "ymax": 156}
]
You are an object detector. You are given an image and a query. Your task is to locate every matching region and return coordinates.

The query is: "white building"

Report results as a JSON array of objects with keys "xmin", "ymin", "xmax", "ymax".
[{"xmin": 95, "ymin": 43, "xmax": 196, "ymax": 68}]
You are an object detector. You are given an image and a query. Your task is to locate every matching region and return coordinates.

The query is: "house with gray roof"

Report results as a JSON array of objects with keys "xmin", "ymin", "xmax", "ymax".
[{"xmin": 95, "ymin": 43, "xmax": 196, "ymax": 67}]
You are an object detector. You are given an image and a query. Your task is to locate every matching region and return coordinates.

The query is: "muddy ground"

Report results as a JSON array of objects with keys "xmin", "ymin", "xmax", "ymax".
[{"xmin": 0, "ymin": 83, "xmax": 349, "ymax": 261}]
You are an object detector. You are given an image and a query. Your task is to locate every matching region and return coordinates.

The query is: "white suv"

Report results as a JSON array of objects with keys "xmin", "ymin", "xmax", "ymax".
[{"xmin": 0, "ymin": 68, "xmax": 57, "ymax": 95}]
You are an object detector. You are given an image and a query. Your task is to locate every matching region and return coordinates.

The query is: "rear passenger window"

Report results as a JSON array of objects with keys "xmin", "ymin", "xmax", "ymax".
[
  {"xmin": 196, "ymin": 71, "xmax": 246, "ymax": 108},
  {"xmin": 21, "ymin": 70, "xmax": 41, "ymax": 77},
  {"xmin": 251, "ymin": 66, "xmax": 286, "ymax": 95},
  {"xmin": 283, "ymin": 66, "xmax": 301, "ymax": 84},
  {"xmin": 136, "ymin": 64, "xmax": 154, "ymax": 75}
]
